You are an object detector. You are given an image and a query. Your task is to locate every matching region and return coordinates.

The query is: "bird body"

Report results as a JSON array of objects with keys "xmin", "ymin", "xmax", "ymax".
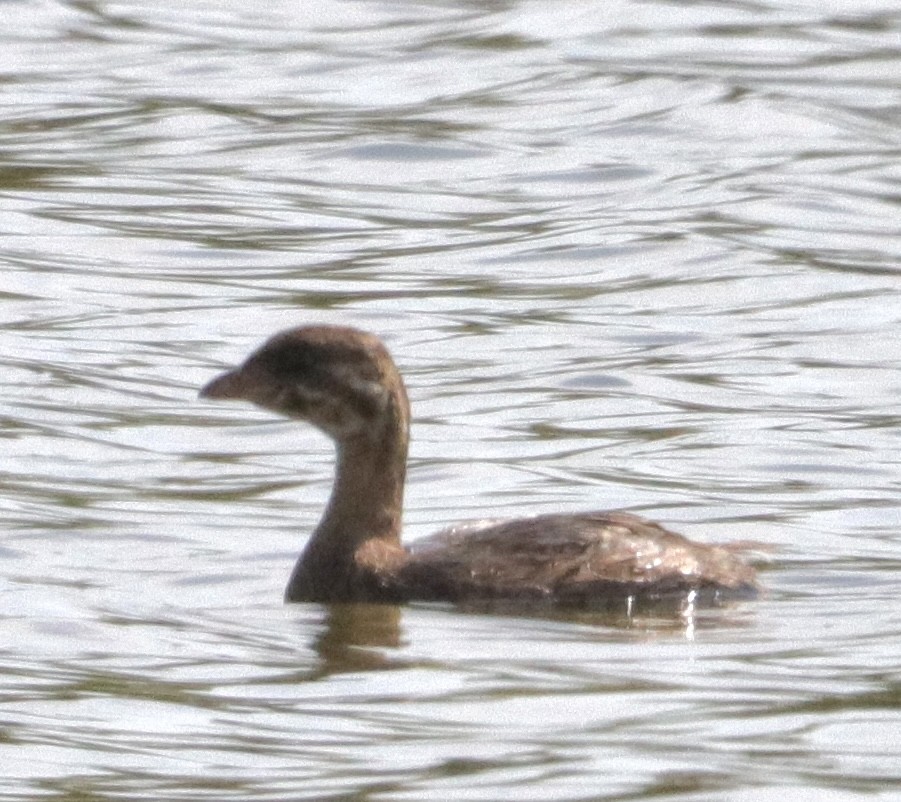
[{"xmin": 201, "ymin": 326, "xmax": 758, "ymax": 608}]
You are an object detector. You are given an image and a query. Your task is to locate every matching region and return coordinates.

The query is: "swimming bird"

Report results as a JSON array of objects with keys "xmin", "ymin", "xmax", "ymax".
[{"xmin": 200, "ymin": 326, "xmax": 758, "ymax": 608}]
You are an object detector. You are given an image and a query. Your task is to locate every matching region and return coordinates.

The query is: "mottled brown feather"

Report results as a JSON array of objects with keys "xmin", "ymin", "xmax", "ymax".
[{"xmin": 201, "ymin": 326, "xmax": 760, "ymax": 608}]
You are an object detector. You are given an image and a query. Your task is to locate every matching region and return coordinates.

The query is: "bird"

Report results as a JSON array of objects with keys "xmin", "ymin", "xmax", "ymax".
[{"xmin": 200, "ymin": 325, "xmax": 758, "ymax": 609}]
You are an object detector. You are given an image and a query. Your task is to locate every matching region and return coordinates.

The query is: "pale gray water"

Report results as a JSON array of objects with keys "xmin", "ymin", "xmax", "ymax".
[{"xmin": 1, "ymin": 1, "xmax": 900, "ymax": 799}]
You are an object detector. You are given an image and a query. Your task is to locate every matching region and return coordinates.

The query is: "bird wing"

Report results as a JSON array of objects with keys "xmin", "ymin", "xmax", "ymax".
[{"xmin": 401, "ymin": 511, "xmax": 757, "ymax": 602}]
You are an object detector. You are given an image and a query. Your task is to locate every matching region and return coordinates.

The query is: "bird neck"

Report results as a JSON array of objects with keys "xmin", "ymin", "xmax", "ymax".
[
  {"xmin": 285, "ymin": 420, "xmax": 408, "ymax": 602},
  {"xmin": 322, "ymin": 432, "xmax": 407, "ymax": 546}
]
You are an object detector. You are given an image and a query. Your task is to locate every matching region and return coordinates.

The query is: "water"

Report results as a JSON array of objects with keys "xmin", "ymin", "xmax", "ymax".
[{"xmin": 2, "ymin": 0, "xmax": 900, "ymax": 799}]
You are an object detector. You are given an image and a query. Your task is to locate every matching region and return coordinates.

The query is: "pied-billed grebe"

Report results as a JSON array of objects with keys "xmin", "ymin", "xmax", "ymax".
[{"xmin": 200, "ymin": 326, "xmax": 758, "ymax": 607}]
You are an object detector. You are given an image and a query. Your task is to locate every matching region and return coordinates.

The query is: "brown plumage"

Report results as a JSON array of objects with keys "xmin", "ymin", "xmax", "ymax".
[{"xmin": 200, "ymin": 325, "xmax": 758, "ymax": 608}]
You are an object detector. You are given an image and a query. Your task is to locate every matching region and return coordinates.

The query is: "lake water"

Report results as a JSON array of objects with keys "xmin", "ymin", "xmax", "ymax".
[{"xmin": 1, "ymin": 1, "xmax": 899, "ymax": 799}]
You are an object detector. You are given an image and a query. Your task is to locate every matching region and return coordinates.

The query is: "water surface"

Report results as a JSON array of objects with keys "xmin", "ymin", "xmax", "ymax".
[{"xmin": 1, "ymin": 1, "xmax": 899, "ymax": 800}]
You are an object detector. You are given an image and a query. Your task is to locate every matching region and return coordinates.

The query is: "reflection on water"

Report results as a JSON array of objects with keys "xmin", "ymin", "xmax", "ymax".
[
  {"xmin": 312, "ymin": 604, "xmax": 405, "ymax": 675},
  {"xmin": 1, "ymin": 0, "xmax": 900, "ymax": 799},
  {"xmin": 309, "ymin": 594, "xmax": 760, "ymax": 675}
]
